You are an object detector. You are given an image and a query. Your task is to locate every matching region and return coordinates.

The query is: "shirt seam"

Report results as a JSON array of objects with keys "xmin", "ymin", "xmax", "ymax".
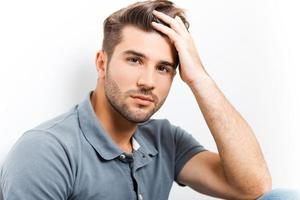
[{"xmin": 32, "ymin": 108, "xmax": 77, "ymax": 132}]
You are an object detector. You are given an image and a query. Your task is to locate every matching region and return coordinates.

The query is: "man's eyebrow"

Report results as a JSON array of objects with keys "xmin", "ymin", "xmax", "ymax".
[
  {"xmin": 123, "ymin": 50, "xmax": 146, "ymax": 58},
  {"xmin": 122, "ymin": 50, "xmax": 176, "ymax": 69}
]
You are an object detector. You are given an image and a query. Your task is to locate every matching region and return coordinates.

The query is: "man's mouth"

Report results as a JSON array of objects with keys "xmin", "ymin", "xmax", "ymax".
[{"xmin": 131, "ymin": 95, "xmax": 154, "ymax": 106}]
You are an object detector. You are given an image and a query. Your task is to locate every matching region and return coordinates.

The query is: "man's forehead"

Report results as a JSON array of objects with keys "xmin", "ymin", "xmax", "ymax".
[{"xmin": 116, "ymin": 26, "xmax": 177, "ymax": 64}]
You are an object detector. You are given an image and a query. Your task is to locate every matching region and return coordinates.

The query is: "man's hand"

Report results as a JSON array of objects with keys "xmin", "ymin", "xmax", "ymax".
[{"xmin": 151, "ymin": 10, "xmax": 207, "ymax": 85}]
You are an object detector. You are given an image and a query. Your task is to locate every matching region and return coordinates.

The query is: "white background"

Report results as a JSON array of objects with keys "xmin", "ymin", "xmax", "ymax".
[{"xmin": 0, "ymin": 0, "xmax": 299, "ymax": 199}]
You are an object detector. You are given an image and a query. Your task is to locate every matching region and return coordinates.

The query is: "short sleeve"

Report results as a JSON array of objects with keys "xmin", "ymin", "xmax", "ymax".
[
  {"xmin": 0, "ymin": 130, "xmax": 73, "ymax": 200},
  {"xmin": 171, "ymin": 125, "xmax": 207, "ymax": 187}
]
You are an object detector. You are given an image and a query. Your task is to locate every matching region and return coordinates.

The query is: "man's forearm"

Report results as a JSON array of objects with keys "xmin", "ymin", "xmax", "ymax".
[{"xmin": 188, "ymin": 71, "xmax": 272, "ymax": 193}]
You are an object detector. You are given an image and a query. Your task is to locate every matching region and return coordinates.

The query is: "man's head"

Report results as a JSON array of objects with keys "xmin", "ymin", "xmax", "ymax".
[
  {"xmin": 102, "ymin": 0, "xmax": 189, "ymax": 64},
  {"xmin": 95, "ymin": 0, "xmax": 189, "ymax": 124}
]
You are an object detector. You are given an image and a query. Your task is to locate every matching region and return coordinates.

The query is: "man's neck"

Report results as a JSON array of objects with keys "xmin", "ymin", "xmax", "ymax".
[{"xmin": 90, "ymin": 89, "xmax": 136, "ymax": 153}]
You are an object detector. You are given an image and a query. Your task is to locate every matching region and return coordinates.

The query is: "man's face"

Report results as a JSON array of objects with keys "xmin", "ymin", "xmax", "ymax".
[{"xmin": 104, "ymin": 25, "xmax": 177, "ymax": 123}]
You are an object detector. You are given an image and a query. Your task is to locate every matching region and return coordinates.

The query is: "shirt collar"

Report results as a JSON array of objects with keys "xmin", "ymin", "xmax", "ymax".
[{"xmin": 77, "ymin": 91, "xmax": 157, "ymax": 160}]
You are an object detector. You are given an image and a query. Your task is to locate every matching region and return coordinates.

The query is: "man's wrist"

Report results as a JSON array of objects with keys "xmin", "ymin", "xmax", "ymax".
[{"xmin": 186, "ymin": 70, "xmax": 214, "ymax": 89}]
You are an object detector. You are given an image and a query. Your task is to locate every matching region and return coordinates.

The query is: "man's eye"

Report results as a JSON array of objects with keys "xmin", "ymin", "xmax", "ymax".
[
  {"xmin": 127, "ymin": 57, "xmax": 141, "ymax": 64},
  {"xmin": 157, "ymin": 65, "xmax": 170, "ymax": 73}
]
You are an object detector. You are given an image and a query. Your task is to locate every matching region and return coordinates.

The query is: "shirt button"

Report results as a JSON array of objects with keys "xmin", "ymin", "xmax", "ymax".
[
  {"xmin": 119, "ymin": 154, "xmax": 126, "ymax": 160},
  {"xmin": 138, "ymin": 193, "xmax": 143, "ymax": 200}
]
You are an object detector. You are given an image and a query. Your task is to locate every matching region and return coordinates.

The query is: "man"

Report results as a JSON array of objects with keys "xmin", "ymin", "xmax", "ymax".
[{"xmin": 1, "ymin": 1, "xmax": 299, "ymax": 200}]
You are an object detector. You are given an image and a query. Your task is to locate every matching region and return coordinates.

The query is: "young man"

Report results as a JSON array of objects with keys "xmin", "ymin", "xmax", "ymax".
[{"xmin": 1, "ymin": 1, "xmax": 299, "ymax": 200}]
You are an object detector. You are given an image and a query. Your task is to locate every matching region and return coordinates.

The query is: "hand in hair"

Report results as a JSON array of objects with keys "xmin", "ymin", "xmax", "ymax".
[{"xmin": 151, "ymin": 10, "xmax": 208, "ymax": 86}]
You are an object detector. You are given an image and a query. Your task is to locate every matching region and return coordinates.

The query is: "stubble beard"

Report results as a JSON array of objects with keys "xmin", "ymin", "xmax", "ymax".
[{"xmin": 104, "ymin": 70, "xmax": 167, "ymax": 124}]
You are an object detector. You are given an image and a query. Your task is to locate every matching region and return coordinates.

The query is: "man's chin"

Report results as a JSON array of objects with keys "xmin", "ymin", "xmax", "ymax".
[
  {"xmin": 130, "ymin": 119, "xmax": 149, "ymax": 124},
  {"xmin": 124, "ymin": 110, "xmax": 154, "ymax": 124},
  {"xmin": 125, "ymin": 115, "xmax": 152, "ymax": 124}
]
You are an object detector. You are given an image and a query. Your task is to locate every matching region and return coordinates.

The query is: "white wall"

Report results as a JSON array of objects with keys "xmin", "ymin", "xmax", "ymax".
[{"xmin": 0, "ymin": 0, "xmax": 299, "ymax": 199}]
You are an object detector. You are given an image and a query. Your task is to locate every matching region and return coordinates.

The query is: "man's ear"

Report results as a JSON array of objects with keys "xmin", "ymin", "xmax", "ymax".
[{"xmin": 95, "ymin": 50, "xmax": 108, "ymax": 79}]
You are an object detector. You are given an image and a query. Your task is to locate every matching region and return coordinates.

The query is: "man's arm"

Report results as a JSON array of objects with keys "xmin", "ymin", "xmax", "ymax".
[
  {"xmin": 152, "ymin": 10, "xmax": 272, "ymax": 199},
  {"xmin": 178, "ymin": 74, "xmax": 272, "ymax": 199}
]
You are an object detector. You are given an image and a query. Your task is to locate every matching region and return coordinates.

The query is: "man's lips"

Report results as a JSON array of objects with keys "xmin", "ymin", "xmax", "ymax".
[
  {"xmin": 131, "ymin": 95, "xmax": 154, "ymax": 106},
  {"xmin": 131, "ymin": 95, "xmax": 154, "ymax": 102}
]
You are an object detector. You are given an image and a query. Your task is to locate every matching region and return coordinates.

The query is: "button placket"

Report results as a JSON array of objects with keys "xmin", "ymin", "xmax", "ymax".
[
  {"xmin": 116, "ymin": 155, "xmax": 137, "ymax": 199},
  {"xmin": 132, "ymin": 150, "xmax": 151, "ymax": 200}
]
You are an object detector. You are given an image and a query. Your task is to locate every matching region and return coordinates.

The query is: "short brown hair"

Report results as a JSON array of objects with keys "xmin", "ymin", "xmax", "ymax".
[{"xmin": 102, "ymin": 0, "xmax": 189, "ymax": 65}]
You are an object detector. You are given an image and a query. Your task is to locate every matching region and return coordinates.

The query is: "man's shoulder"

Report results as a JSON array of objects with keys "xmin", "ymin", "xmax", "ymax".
[
  {"xmin": 32, "ymin": 106, "xmax": 78, "ymax": 132},
  {"xmin": 2, "ymin": 106, "xmax": 82, "ymax": 169},
  {"xmin": 0, "ymin": 108, "xmax": 80, "ymax": 199},
  {"xmin": 23, "ymin": 105, "xmax": 81, "ymax": 148}
]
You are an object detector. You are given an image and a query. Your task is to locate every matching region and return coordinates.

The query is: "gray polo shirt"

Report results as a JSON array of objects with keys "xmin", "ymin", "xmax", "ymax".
[{"xmin": 0, "ymin": 92, "xmax": 206, "ymax": 200}]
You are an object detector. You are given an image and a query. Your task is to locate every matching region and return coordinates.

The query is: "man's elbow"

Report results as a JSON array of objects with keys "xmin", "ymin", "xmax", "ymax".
[
  {"xmin": 235, "ymin": 174, "xmax": 272, "ymax": 200},
  {"xmin": 243, "ymin": 175, "xmax": 273, "ymax": 199},
  {"xmin": 253, "ymin": 178, "xmax": 272, "ymax": 199}
]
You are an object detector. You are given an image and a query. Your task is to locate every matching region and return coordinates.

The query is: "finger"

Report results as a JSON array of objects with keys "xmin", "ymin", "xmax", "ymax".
[
  {"xmin": 153, "ymin": 10, "xmax": 185, "ymax": 36},
  {"xmin": 175, "ymin": 16, "xmax": 190, "ymax": 35},
  {"xmin": 151, "ymin": 21, "xmax": 178, "ymax": 43}
]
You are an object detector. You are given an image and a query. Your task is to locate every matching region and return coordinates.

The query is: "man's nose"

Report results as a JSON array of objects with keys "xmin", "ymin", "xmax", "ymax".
[{"xmin": 136, "ymin": 67, "xmax": 155, "ymax": 90}]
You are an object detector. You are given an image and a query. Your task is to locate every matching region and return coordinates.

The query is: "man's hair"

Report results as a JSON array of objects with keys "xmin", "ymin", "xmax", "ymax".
[{"xmin": 102, "ymin": 0, "xmax": 189, "ymax": 65}]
